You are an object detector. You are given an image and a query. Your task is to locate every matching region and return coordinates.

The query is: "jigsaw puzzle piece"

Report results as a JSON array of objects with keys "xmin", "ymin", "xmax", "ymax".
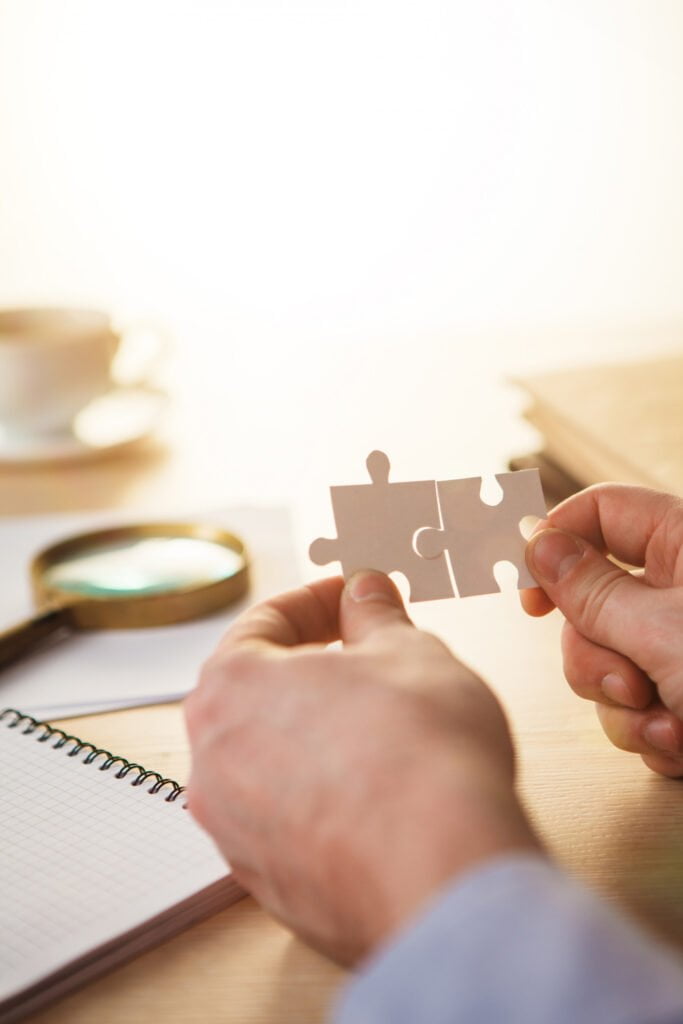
[
  {"xmin": 309, "ymin": 450, "xmax": 454, "ymax": 602},
  {"xmin": 416, "ymin": 468, "xmax": 546, "ymax": 597}
]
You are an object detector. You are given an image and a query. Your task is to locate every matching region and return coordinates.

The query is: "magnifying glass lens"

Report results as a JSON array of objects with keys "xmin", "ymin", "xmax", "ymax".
[
  {"xmin": 0, "ymin": 522, "xmax": 249, "ymax": 671},
  {"xmin": 41, "ymin": 537, "xmax": 245, "ymax": 599}
]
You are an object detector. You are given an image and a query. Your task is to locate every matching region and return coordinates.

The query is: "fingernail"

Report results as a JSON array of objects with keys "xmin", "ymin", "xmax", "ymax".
[
  {"xmin": 601, "ymin": 673, "xmax": 638, "ymax": 709},
  {"xmin": 529, "ymin": 530, "xmax": 583, "ymax": 584},
  {"xmin": 346, "ymin": 570, "xmax": 398, "ymax": 604},
  {"xmin": 643, "ymin": 718, "xmax": 680, "ymax": 755}
]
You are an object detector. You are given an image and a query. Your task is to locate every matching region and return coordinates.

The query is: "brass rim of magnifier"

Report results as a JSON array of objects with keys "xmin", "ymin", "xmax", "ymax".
[{"xmin": 30, "ymin": 522, "xmax": 250, "ymax": 629}]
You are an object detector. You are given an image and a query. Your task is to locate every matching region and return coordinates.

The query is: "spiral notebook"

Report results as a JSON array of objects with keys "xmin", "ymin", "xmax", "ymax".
[{"xmin": 0, "ymin": 708, "xmax": 242, "ymax": 1023}]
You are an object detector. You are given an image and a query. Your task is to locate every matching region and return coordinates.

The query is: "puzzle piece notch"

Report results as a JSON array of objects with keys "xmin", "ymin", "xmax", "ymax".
[
  {"xmin": 415, "ymin": 469, "xmax": 546, "ymax": 597},
  {"xmin": 309, "ymin": 450, "xmax": 454, "ymax": 602}
]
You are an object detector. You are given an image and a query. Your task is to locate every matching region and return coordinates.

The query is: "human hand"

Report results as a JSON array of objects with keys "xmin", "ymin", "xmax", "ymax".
[
  {"xmin": 185, "ymin": 571, "xmax": 540, "ymax": 965},
  {"xmin": 523, "ymin": 484, "xmax": 683, "ymax": 777}
]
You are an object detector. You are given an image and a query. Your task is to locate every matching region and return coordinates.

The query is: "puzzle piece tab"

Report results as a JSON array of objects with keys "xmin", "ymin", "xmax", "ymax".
[
  {"xmin": 309, "ymin": 450, "xmax": 454, "ymax": 602},
  {"xmin": 415, "ymin": 469, "xmax": 546, "ymax": 597}
]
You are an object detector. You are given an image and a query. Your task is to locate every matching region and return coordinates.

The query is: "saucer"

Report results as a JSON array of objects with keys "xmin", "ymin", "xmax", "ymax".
[{"xmin": 0, "ymin": 387, "xmax": 169, "ymax": 465}]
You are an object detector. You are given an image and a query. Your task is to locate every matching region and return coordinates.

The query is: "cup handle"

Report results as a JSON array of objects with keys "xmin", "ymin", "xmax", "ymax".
[{"xmin": 111, "ymin": 321, "xmax": 172, "ymax": 390}]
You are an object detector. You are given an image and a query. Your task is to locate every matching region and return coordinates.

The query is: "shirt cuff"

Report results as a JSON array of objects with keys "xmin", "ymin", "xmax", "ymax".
[{"xmin": 332, "ymin": 854, "xmax": 683, "ymax": 1024}]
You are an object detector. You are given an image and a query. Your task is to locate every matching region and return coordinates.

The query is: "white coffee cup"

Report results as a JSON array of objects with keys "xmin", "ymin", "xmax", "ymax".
[{"xmin": 0, "ymin": 308, "xmax": 164, "ymax": 436}]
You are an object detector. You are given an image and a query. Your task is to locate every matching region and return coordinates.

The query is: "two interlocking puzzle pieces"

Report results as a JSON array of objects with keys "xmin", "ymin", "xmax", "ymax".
[{"xmin": 309, "ymin": 450, "xmax": 547, "ymax": 601}]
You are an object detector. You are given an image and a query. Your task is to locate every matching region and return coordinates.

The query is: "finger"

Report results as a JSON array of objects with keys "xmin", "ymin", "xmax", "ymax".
[
  {"xmin": 339, "ymin": 570, "xmax": 414, "ymax": 645},
  {"xmin": 548, "ymin": 484, "xmax": 683, "ymax": 569},
  {"xmin": 519, "ymin": 586, "xmax": 555, "ymax": 617},
  {"xmin": 595, "ymin": 702, "xmax": 683, "ymax": 759},
  {"xmin": 561, "ymin": 621, "xmax": 655, "ymax": 709},
  {"xmin": 639, "ymin": 752, "xmax": 683, "ymax": 779},
  {"xmin": 219, "ymin": 576, "xmax": 345, "ymax": 651},
  {"xmin": 520, "ymin": 518, "xmax": 556, "ymax": 617},
  {"xmin": 526, "ymin": 527, "xmax": 665, "ymax": 670}
]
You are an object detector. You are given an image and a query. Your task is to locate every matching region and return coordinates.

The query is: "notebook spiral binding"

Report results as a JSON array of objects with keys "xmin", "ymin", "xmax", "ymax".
[{"xmin": 0, "ymin": 708, "xmax": 185, "ymax": 802}]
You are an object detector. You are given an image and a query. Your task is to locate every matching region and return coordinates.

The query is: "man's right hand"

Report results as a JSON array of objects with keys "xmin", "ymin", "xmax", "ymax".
[
  {"xmin": 523, "ymin": 484, "xmax": 683, "ymax": 777},
  {"xmin": 185, "ymin": 570, "xmax": 540, "ymax": 965}
]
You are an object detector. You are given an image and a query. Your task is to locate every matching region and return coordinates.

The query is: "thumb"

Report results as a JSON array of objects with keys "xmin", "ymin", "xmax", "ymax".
[
  {"xmin": 526, "ymin": 527, "xmax": 661, "ymax": 666},
  {"xmin": 340, "ymin": 570, "xmax": 414, "ymax": 645}
]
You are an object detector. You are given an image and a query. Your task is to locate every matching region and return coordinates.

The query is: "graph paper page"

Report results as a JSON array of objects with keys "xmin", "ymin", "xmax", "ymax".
[{"xmin": 0, "ymin": 715, "xmax": 231, "ymax": 1001}]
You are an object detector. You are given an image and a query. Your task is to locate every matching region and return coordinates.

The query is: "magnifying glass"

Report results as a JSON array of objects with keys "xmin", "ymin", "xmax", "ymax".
[{"xmin": 0, "ymin": 522, "xmax": 249, "ymax": 671}]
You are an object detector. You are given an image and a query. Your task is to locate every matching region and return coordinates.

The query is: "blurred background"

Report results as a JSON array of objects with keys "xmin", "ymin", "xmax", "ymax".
[{"xmin": 0, "ymin": 0, "xmax": 682, "ymax": 512}]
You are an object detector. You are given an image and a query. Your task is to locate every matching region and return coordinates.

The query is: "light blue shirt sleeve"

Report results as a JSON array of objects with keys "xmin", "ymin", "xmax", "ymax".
[{"xmin": 332, "ymin": 855, "xmax": 683, "ymax": 1024}]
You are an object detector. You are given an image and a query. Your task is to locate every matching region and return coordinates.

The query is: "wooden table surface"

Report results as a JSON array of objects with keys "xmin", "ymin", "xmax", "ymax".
[{"xmin": 4, "ymin": 331, "xmax": 683, "ymax": 1023}]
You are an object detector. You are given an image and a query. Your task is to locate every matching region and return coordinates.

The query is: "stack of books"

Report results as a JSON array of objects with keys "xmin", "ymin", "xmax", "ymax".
[{"xmin": 510, "ymin": 352, "xmax": 683, "ymax": 504}]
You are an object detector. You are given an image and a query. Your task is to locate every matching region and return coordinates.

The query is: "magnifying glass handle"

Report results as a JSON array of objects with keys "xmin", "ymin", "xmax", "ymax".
[{"xmin": 0, "ymin": 605, "xmax": 74, "ymax": 671}]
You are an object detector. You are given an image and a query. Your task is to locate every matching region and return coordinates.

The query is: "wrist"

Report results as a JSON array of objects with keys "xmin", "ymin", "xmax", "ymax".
[{"xmin": 338, "ymin": 770, "xmax": 542, "ymax": 963}]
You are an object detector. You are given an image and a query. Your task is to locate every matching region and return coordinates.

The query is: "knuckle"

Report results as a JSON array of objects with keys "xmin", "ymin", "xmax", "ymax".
[
  {"xmin": 560, "ymin": 622, "xmax": 601, "ymax": 698},
  {"xmin": 635, "ymin": 602, "xmax": 683, "ymax": 687},
  {"xmin": 200, "ymin": 647, "xmax": 260, "ymax": 689},
  {"xmin": 562, "ymin": 661, "xmax": 592, "ymax": 699},
  {"xmin": 186, "ymin": 648, "xmax": 260, "ymax": 735},
  {"xmin": 572, "ymin": 568, "xmax": 628, "ymax": 638},
  {"xmin": 188, "ymin": 645, "xmax": 271, "ymax": 740},
  {"xmin": 183, "ymin": 681, "xmax": 219, "ymax": 738}
]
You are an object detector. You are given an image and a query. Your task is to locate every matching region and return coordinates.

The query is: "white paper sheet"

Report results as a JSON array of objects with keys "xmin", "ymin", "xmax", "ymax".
[
  {"xmin": 0, "ymin": 712, "xmax": 240, "ymax": 1011},
  {"xmin": 0, "ymin": 506, "xmax": 300, "ymax": 719}
]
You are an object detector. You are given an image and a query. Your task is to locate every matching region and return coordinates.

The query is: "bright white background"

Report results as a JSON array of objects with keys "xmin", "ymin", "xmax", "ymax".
[{"xmin": 0, "ymin": 0, "xmax": 682, "ymax": 505}]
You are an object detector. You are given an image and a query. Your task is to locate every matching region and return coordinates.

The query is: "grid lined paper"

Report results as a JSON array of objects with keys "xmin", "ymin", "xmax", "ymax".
[{"xmin": 0, "ymin": 714, "xmax": 231, "ymax": 1002}]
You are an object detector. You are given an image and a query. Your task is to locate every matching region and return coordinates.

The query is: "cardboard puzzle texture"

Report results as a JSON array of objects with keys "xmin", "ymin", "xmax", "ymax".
[{"xmin": 309, "ymin": 451, "xmax": 546, "ymax": 600}]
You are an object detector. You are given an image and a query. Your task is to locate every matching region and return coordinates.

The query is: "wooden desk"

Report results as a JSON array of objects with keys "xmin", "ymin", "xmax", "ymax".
[{"xmin": 5, "ymin": 341, "xmax": 683, "ymax": 1022}]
